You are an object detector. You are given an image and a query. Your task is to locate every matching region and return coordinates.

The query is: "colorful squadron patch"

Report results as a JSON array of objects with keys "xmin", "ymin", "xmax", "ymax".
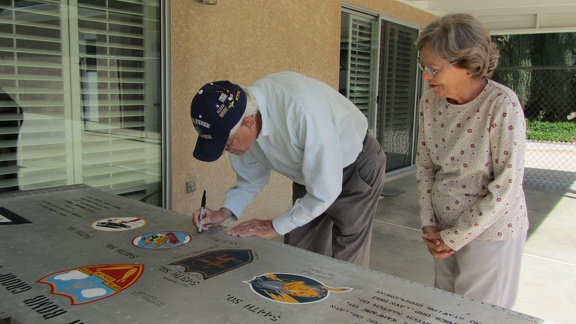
[
  {"xmin": 0, "ymin": 207, "xmax": 31, "ymax": 225},
  {"xmin": 38, "ymin": 264, "xmax": 144, "ymax": 305},
  {"xmin": 91, "ymin": 217, "xmax": 146, "ymax": 232},
  {"xmin": 169, "ymin": 249, "xmax": 252, "ymax": 279},
  {"xmin": 132, "ymin": 231, "xmax": 192, "ymax": 250},
  {"xmin": 245, "ymin": 273, "xmax": 352, "ymax": 304}
]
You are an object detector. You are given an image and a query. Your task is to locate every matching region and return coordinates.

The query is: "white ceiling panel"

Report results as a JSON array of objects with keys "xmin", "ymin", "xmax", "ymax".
[{"xmin": 400, "ymin": 0, "xmax": 576, "ymax": 34}]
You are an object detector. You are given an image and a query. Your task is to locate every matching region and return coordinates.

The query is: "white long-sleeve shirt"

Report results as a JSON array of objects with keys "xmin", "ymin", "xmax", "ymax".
[
  {"xmin": 416, "ymin": 79, "xmax": 529, "ymax": 251},
  {"xmin": 222, "ymin": 72, "xmax": 368, "ymax": 235}
]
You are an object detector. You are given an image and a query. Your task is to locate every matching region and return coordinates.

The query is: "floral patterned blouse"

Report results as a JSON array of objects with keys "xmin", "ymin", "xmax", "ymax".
[{"xmin": 416, "ymin": 79, "xmax": 529, "ymax": 251}]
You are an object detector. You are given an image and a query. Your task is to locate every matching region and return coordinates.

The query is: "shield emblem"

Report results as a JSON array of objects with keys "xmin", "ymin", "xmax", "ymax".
[
  {"xmin": 170, "ymin": 249, "xmax": 252, "ymax": 279},
  {"xmin": 38, "ymin": 264, "xmax": 144, "ymax": 305}
]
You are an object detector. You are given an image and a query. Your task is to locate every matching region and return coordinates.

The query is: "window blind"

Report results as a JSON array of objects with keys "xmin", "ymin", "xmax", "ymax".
[
  {"xmin": 0, "ymin": 1, "xmax": 68, "ymax": 191},
  {"xmin": 76, "ymin": 0, "xmax": 161, "ymax": 197},
  {"xmin": 345, "ymin": 14, "xmax": 376, "ymax": 127},
  {"xmin": 0, "ymin": 0, "xmax": 161, "ymax": 202},
  {"xmin": 378, "ymin": 21, "xmax": 419, "ymax": 171}
]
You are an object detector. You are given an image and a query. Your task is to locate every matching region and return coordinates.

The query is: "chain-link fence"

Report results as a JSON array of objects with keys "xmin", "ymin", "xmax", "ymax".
[{"xmin": 493, "ymin": 66, "xmax": 576, "ymax": 192}]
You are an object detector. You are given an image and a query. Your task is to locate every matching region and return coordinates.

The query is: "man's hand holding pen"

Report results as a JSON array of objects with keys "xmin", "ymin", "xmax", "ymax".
[
  {"xmin": 193, "ymin": 204, "xmax": 279, "ymax": 239},
  {"xmin": 193, "ymin": 206, "xmax": 229, "ymax": 233}
]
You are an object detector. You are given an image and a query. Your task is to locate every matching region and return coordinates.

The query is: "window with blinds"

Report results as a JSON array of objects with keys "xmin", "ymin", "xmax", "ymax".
[
  {"xmin": 340, "ymin": 7, "xmax": 421, "ymax": 173},
  {"xmin": 339, "ymin": 10, "xmax": 378, "ymax": 132},
  {"xmin": 0, "ymin": 0, "xmax": 162, "ymax": 205},
  {"xmin": 378, "ymin": 21, "xmax": 420, "ymax": 171},
  {"xmin": 0, "ymin": 1, "xmax": 67, "ymax": 193}
]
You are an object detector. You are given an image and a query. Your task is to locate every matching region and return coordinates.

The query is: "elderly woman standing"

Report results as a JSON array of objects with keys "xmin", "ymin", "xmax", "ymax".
[{"xmin": 414, "ymin": 13, "xmax": 529, "ymax": 308}]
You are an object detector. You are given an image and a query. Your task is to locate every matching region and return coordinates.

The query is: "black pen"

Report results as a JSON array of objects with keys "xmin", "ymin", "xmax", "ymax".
[{"xmin": 198, "ymin": 190, "xmax": 206, "ymax": 233}]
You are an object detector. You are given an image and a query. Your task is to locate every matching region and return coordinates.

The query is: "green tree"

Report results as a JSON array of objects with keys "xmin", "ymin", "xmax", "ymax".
[{"xmin": 492, "ymin": 33, "xmax": 576, "ymax": 122}]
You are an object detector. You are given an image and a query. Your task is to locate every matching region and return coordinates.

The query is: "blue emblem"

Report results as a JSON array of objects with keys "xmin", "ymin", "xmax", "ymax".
[
  {"xmin": 132, "ymin": 231, "xmax": 192, "ymax": 250},
  {"xmin": 169, "ymin": 249, "xmax": 252, "ymax": 279}
]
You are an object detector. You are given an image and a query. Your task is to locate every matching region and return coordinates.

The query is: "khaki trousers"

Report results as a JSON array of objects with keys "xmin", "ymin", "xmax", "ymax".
[
  {"xmin": 433, "ymin": 230, "xmax": 527, "ymax": 308},
  {"xmin": 284, "ymin": 134, "xmax": 386, "ymax": 267}
]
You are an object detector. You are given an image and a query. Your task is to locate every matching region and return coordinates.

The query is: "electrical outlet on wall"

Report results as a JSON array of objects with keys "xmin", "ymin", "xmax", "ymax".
[{"xmin": 186, "ymin": 181, "xmax": 196, "ymax": 193}]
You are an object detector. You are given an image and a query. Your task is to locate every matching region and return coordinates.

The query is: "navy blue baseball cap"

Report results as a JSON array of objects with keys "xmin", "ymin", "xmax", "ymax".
[{"xmin": 190, "ymin": 81, "xmax": 247, "ymax": 162}]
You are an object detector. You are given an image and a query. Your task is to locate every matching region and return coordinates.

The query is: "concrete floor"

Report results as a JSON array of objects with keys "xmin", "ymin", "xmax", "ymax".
[{"xmin": 372, "ymin": 170, "xmax": 576, "ymax": 324}]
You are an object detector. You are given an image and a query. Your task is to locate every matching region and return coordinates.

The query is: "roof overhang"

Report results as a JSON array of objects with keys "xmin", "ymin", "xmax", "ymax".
[{"xmin": 400, "ymin": 0, "xmax": 576, "ymax": 35}]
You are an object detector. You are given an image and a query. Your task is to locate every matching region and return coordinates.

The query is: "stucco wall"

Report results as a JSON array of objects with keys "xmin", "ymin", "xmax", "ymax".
[{"xmin": 170, "ymin": 0, "xmax": 435, "ymax": 224}]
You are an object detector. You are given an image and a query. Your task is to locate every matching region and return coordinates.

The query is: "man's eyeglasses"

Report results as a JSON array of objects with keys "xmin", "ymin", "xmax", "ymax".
[{"xmin": 416, "ymin": 59, "xmax": 457, "ymax": 77}]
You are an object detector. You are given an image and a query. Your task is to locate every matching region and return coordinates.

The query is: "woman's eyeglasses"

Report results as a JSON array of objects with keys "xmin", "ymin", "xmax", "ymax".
[{"xmin": 416, "ymin": 59, "xmax": 457, "ymax": 77}]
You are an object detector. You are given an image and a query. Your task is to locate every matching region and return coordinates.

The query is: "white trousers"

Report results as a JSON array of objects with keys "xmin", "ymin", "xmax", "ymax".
[{"xmin": 433, "ymin": 231, "xmax": 527, "ymax": 308}]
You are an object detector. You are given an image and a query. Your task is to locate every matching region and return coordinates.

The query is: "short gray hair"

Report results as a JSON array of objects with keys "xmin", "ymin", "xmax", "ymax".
[
  {"xmin": 229, "ymin": 87, "xmax": 259, "ymax": 135},
  {"xmin": 415, "ymin": 13, "xmax": 499, "ymax": 79}
]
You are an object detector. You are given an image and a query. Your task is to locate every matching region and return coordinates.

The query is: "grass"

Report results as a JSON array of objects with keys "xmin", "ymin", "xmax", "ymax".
[{"xmin": 526, "ymin": 120, "xmax": 576, "ymax": 142}]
